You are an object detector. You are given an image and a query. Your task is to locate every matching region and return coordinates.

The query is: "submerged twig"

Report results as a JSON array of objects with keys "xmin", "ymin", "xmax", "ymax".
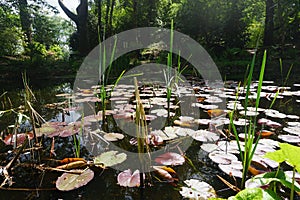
[{"xmin": 1, "ymin": 138, "xmax": 29, "ymax": 187}]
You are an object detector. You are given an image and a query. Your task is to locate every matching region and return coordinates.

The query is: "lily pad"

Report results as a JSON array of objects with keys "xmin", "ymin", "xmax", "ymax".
[
  {"xmin": 56, "ymin": 169, "xmax": 94, "ymax": 191},
  {"xmin": 93, "ymin": 151, "xmax": 127, "ymax": 168},
  {"xmin": 117, "ymin": 169, "xmax": 142, "ymax": 187},
  {"xmin": 179, "ymin": 179, "xmax": 216, "ymax": 199},
  {"xmin": 209, "ymin": 151, "xmax": 238, "ymax": 165},
  {"xmin": 155, "ymin": 152, "xmax": 185, "ymax": 166},
  {"xmin": 103, "ymin": 133, "xmax": 124, "ymax": 141},
  {"xmin": 219, "ymin": 161, "xmax": 243, "ymax": 178},
  {"xmin": 191, "ymin": 129, "xmax": 219, "ymax": 142}
]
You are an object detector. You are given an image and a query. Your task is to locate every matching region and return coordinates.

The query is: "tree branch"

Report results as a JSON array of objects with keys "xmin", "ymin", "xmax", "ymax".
[{"xmin": 58, "ymin": 0, "xmax": 78, "ymax": 24}]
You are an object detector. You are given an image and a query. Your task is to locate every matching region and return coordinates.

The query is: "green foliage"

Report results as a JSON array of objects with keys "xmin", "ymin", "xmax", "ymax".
[
  {"xmin": 176, "ymin": 0, "xmax": 248, "ymax": 52},
  {"xmin": 227, "ymin": 188, "xmax": 280, "ymax": 200},
  {"xmin": 265, "ymin": 143, "xmax": 300, "ymax": 173},
  {"xmin": 229, "ymin": 51, "xmax": 267, "ymax": 189},
  {"xmin": 0, "ymin": 6, "xmax": 23, "ymax": 56}
]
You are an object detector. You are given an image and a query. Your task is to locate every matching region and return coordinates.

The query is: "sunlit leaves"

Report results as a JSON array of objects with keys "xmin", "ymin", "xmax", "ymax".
[
  {"xmin": 93, "ymin": 151, "xmax": 127, "ymax": 168},
  {"xmin": 56, "ymin": 169, "xmax": 94, "ymax": 191},
  {"xmin": 117, "ymin": 169, "xmax": 143, "ymax": 187},
  {"xmin": 155, "ymin": 152, "xmax": 185, "ymax": 166},
  {"xmin": 179, "ymin": 179, "xmax": 216, "ymax": 199}
]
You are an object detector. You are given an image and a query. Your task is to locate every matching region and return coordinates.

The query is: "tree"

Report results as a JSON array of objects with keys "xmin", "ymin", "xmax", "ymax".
[
  {"xmin": 263, "ymin": 0, "xmax": 274, "ymax": 46},
  {"xmin": 18, "ymin": 0, "xmax": 32, "ymax": 45},
  {"xmin": 0, "ymin": 5, "xmax": 23, "ymax": 56},
  {"xmin": 58, "ymin": 0, "xmax": 89, "ymax": 56}
]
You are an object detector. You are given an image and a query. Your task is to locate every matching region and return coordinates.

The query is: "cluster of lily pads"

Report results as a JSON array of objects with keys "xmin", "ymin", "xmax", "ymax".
[{"xmin": 3, "ymin": 78, "xmax": 299, "ymax": 199}]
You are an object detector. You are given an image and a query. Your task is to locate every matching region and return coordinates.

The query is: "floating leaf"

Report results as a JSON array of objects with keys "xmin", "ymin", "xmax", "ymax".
[
  {"xmin": 219, "ymin": 161, "xmax": 243, "ymax": 178},
  {"xmin": 278, "ymin": 134, "xmax": 300, "ymax": 143},
  {"xmin": 56, "ymin": 169, "xmax": 94, "ymax": 191},
  {"xmin": 257, "ymin": 130, "xmax": 274, "ymax": 138},
  {"xmin": 147, "ymin": 133, "xmax": 164, "ymax": 146},
  {"xmin": 179, "ymin": 179, "xmax": 216, "ymax": 199},
  {"xmin": 207, "ymin": 109, "xmax": 226, "ymax": 117},
  {"xmin": 117, "ymin": 169, "xmax": 143, "ymax": 187},
  {"xmin": 103, "ymin": 133, "xmax": 124, "ymax": 141},
  {"xmin": 155, "ymin": 152, "xmax": 185, "ymax": 166},
  {"xmin": 209, "ymin": 151, "xmax": 238, "ymax": 165},
  {"xmin": 152, "ymin": 166, "xmax": 177, "ymax": 182},
  {"xmin": 93, "ymin": 151, "xmax": 127, "ymax": 168},
  {"xmin": 4, "ymin": 132, "xmax": 34, "ymax": 146},
  {"xmin": 264, "ymin": 109, "xmax": 286, "ymax": 119},
  {"xmin": 191, "ymin": 129, "xmax": 219, "ymax": 142},
  {"xmin": 56, "ymin": 161, "xmax": 87, "ymax": 170}
]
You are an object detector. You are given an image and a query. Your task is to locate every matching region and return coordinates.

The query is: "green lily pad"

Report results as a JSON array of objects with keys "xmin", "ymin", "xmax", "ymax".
[
  {"xmin": 56, "ymin": 169, "xmax": 94, "ymax": 191},
  {"xmin": 93, "ymin": 150, "xmax": 127, "ymax": 168}
]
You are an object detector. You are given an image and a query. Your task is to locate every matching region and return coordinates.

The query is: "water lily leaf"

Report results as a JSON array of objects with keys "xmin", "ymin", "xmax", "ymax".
[
  {"xmin": 209, "ymin": 151, "xmax": 238, "ymax": 165},
  {"xmin": 94, "ymin": 151, "xmax": 127, "ymax": 168},
  {"xmin": 4, "ymin": 133, "xmax": 34, "ymax": 146},
  {"xmin": 56, "ymin": 169, "xmax": 94, "ymax": 191},
  {"xmin": 191, "ymin": 129, "xmax": 219, "ymax": 142},
  {"xmin": 219, "ymin": 161, "xmax": 243, "ymax": 178},
  {"xmin": 278, "ymin": 134, "xmax": 300, "ymax": 143},
  {"xmin": 179, "ymin": 179, "xmax": 216, "ymax": 199},
  {"xmin": 228, "ymin": 188, "xmax": 279, "ymax": 200},
  {"xmin": 155, "ymin": 152, "xmax": 185, "ymax": 166},
  {"xmin": 103, "ymin": 133, "xmax": 124, "ymax": 141},
  {"xmin": 117, "ymin": 169, "xmax": 142, "ymax": 187}
]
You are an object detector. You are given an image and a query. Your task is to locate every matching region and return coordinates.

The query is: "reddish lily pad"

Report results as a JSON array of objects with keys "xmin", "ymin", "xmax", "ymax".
[
  {"xmin": 4, "ymin": 132, "xmax": 34, "ymax": 146},
  {"xmin": 56, "ymin": 169, "xmax": 94, "ymax": 191},
  {"xmin": 155, "ymin": 152, "xmax": 185, "ymax": 166},
  {"xmin": 117, "ymin": 169, "xmax": 143, "ymax": 187}
]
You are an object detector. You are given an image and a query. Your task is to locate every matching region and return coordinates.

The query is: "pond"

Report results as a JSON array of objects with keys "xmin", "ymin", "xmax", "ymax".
[{"xmin": 0, "ymin": 64, "xmax": 300, "ymax": 200}]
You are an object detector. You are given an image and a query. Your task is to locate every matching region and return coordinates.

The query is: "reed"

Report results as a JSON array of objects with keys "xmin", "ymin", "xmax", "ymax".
[{"xmin": 229, "ymin": 50, "xmax": 267, "ymax": 188}]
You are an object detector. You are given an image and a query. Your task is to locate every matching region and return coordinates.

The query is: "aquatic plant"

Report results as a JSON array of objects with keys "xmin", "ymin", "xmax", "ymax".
[
  {"xmin": 229, "ymin": 50, "xmax": 267, "ymax": 188},
  {"xmin": 264, "ymin": 143, "xmax": 300, "ymax": 200}
]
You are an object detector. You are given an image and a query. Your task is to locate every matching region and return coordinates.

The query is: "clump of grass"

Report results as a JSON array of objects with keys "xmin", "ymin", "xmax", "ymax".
[
  {"xmin": 134, "ymin": 77, "xmax": 151, "ymax": 197},
  {"xmin": 229, "ymin": 50, "xmax": 267, "ymax": 188}
]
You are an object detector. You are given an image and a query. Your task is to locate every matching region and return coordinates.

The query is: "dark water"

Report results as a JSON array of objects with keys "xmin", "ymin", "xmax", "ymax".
[{"xmin": 0, "ymin": 65, "xmax": 299, "ymax": 200}]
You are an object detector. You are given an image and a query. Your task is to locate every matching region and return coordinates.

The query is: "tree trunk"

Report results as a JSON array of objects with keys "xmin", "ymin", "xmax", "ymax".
[
  {"xmin": 148, "ymin": 0, "xmax": 156, "ymax": 26},
  {"xmin": 18, "ymin": 0, "xmax": 32, "ymax": 45},
  {"xmin": 108, "ymin": 0, "xmax": 115, "ymax": 36},
  {"xmin": 58, "ymin": 0, "xmax": 89, "ymax": 56},
  {"xmin": 132, "ymin": 0, "xmax": 138, "ymax": 28},
  {"xmin": 263, "ymin": 0, "xmax": 274, "ymax": 46},
  {"xmin": 96, "ymin": 0, "xmax": 102, "ymax": 41},
  {"xmin": 104, "ymin": 0, "xmax": 110, "ymax": 38}
]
